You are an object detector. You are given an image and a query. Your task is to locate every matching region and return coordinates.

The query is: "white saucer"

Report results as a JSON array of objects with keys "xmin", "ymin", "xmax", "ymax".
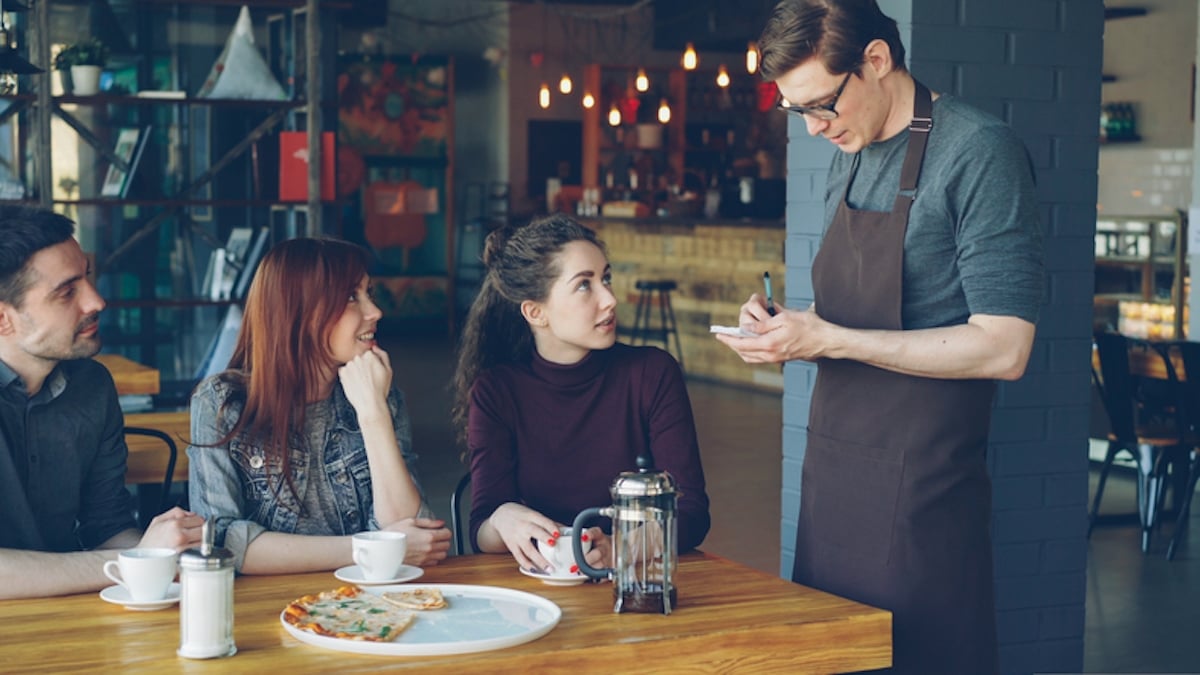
[
  {"xmin": 518, "ymin": 566, "xmax": 588, "ymax": 586},
  {"xmin": 99, "ymin": 582, "xmax": 181, "ymax": 611},
  {"xmin": 334, "ymin": 564, "xmax": 424, "ymax": 585}
]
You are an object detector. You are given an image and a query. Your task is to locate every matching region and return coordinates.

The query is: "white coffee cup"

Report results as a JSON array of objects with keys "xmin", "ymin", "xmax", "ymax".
[
  {"xmin": 352, "ymin": 531, "xmax": 407, "ymax": 582},
  {"xmin": 537, "ymin": 527, "xmax": 592, "ymax": 577},
  {"xmin": 103, "ymin": 548, "xmax": 178, "ymax": 602}
]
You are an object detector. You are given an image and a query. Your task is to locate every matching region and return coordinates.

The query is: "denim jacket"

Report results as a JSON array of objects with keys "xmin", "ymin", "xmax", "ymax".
[{"xmin": 187, "ymin": 373, "xmax": 427, "ymax": 570}]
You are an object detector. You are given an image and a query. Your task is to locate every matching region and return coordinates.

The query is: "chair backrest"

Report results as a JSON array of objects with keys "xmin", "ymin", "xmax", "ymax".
[
  {"xmin": 1164, "ymin": 340, "xmax": 1200, "ymax": 437},
  {"xmin": 124, "ymin": 426, "xmax": 178, "ymax": 519},
  {"xmin": 1094, "ymin": 332, "xmax": 1184, "ymax": 441},
  {"xmin": 449, "ymin": 472, "xmax": 472, "ymax": 556}
]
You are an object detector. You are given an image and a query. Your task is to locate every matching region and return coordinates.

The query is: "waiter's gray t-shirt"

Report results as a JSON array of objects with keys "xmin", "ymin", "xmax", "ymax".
[{"xmin": 823, "ymin": 93, "xmax": 1043, "ymax": 329}]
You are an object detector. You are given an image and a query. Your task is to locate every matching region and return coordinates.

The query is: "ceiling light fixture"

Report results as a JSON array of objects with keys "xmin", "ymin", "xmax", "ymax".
[
  {"xmin": 582, "ymin": 90, "xmax": 595, "ymax": 109},
  {"xmin": 607, "ymin": 104, "xmax": 621, "ymax": 126},
  {"xmin": 716, "ymin": 64, "xmax": 730, "ymax": 88},
  {"xmin": 657, "ymin": 98, "xmax": 671, "ymax": 124},
  {"xmin": 746, "ymin": 42, "xmax": 759, "ymax": 74},
  {"xmin": 539, "ymin": 82, "xmax": 551, "ymax": 109},
  {"xmin": 681, "ymin": 42, "xmax": 697, "ymax": 71},
  {"xmin": 558, "ymin": 73, "xmax": 572, "ymax": 95},
  {"xmin": 635, "ymin": 68, "xmax": 649, "ymax": 92}
]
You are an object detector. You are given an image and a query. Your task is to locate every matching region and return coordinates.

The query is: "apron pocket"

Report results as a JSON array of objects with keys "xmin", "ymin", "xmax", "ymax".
[{"xmin": 801, "ymin": 429, "xmax": 903, "ymax": 563}]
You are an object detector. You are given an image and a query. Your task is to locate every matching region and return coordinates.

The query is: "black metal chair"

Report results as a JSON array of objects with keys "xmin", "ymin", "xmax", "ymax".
[
  {"xmin": 124, "ymin": 426, "xmax": 179, "ymax": 528},
  {"xmin": 1090, "ymin": 333, "xmax": 1192, "ymax": 552},
  {"xmin": 1162, "ymin": 340, "xmax": 1200, "ymax": 560},
  {"xmin": 630, "ymin": 279, "xmax": 684, "ymax": 370},
  {"xmin": 449, "ymin": 472, "xmax": 472, "ymax": 556}
]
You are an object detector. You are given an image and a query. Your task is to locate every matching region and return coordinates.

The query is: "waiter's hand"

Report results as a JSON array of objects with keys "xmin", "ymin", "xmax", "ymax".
[{"xmin": 714, "ymin": 293, "xmax": 831, "ymax": 364}]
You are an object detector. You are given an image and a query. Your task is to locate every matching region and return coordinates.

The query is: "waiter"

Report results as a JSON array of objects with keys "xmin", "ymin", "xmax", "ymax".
[{"xmin": 715, "ymin": 1, "xmax": 1042, "ymax": 673}]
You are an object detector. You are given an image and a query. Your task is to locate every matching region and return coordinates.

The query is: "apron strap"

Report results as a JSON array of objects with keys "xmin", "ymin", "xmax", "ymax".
[{"xmin": 898, "ymin": 80, "xmax": 933, "ymax": 197}]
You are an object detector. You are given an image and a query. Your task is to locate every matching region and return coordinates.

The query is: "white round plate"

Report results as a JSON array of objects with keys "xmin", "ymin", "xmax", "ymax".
[
  {"xmin": 518, "ymin": 566, "xmax": 588, "ymax": 586},
  {"xmin": 99, "ymin": 582, "xmax": 181, "ymax": 611},
  {"xmin": 279, "ymin": 584, "xmax": 561, "ymax": 656},
  {"xmin": 334, "ymin": 564, "xmax": 424, "ymax": 585}
]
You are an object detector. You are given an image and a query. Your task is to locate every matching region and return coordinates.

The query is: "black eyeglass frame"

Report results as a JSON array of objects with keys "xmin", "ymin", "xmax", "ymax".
[{"xmin": 777, "ymin": 71, "xmax": 853, "ymax": 121}]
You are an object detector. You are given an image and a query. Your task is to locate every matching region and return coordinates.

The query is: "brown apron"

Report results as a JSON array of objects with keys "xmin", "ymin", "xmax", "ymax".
[{"xmin": 793, "ymin": 81, "xmax": 999, "ymax": 674}]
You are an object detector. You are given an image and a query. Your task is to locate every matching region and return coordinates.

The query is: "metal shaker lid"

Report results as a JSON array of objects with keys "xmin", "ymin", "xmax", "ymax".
[
  {"xmin": 180, "ymin": 521, "xmax": 234, "ymax": 570},
  {"xmin": 611, "ymin": 455, "xmax": 677, "ymax": 497}
]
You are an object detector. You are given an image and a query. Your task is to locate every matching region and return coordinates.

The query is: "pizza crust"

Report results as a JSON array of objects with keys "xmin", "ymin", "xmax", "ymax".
[
  {"xmin": 380, "ymin": 587, "xmax": 449, "ymax": 611},
  {"xmin": 283, "ymin": 585, "xmax": 416, "ymax": 642}
]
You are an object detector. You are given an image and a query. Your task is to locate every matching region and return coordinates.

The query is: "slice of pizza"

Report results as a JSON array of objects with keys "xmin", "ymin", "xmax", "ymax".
[
  {"xmin": 380, "ymin": 587, "xmax": 449, "ymax": 611},
  {"xmin": 283, "ymin": 585, "xmax": 416, "ymax": 641}
]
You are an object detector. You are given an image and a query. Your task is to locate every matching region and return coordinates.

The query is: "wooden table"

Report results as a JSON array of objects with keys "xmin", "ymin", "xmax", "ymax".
[
  {"xmin": 0, "ymin": 552, "xmax": 891, "ymax": 673},
  {"xmin": 95, "ymin": 353, "xmax": 160, "ymax": 396}
]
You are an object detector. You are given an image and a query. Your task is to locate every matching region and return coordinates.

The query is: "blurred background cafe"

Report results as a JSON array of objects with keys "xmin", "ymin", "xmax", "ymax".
[
  {"xmin": 0, "ymin": 0, "xmax": 787, "ymax": 394},
  {"xmin": 4, "ymin": 1, "xmax": 1200, "ymax": 673}
]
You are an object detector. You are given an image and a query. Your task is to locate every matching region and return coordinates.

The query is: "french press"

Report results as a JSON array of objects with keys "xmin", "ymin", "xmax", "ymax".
[{"xmin": 572, "ymin": 455, "xmax": 679, "ymax": 614}]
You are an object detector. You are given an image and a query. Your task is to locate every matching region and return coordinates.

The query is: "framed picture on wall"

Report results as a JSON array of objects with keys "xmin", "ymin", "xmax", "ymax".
[{"xmin": 100, "ymin": 126, "xmax": 150, "ymax": 198}]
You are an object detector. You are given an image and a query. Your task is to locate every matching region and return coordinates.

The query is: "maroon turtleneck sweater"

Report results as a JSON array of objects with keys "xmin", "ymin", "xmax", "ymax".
[{"xmin": 467, "ymin": 343, "xmax": 710, "ymax": 552}]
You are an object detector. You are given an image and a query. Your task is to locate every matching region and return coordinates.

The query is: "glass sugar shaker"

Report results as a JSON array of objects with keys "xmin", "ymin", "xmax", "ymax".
[{"xmin": 178, "ymin": 521, "xmax": 237, "ymax": 659}]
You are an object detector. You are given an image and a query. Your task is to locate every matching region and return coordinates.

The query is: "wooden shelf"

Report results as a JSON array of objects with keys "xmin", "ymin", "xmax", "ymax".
[
  {"xmin": 1104, "ymin": 7, "xmax": 1147, "ymax": 21},
  {"xmin": 107, "ymin": 298, "xmax": 241, "ymax": 309}
]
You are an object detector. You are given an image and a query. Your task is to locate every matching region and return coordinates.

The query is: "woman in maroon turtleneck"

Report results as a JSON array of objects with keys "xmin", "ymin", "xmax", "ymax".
[{"xmin": 452, "ymin": 214, "xmax": 710, "ymax": 574}]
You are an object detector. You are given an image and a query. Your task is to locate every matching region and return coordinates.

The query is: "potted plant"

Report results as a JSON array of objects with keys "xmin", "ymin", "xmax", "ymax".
[{"xmin": 54, "ymin": 38, "xmax": 109, "ymax": 95}]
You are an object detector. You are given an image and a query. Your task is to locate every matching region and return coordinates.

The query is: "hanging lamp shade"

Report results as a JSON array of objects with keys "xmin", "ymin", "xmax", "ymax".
[
  {"xmin": 582, "ymin": 90, "xmax": 595, "ymax": 109},
  {"xmin": 635, "ymin": 68, "xmax": 648, "ymax": 92},
  {"xmin": 538, "ymin": 82, "xmax": 551, "ymax": 109},
  {"xmin": 558, "ymin": 73, "xmax": 572, "ymax": 95},
  {"xmin": 657, "ymin": 98, "xmax": 670, "ymax": 124},
  {"xmin": 0, "ymin": 47, "xmax": 41, "ymax": 74},
  {"xmin": 746, "ymin": 42, "xmax": 759, "ymax": 74}
]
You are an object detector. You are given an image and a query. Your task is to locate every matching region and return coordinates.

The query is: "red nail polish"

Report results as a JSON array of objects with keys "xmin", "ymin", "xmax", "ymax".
[
  {"xmin": 546, "ymin": 538, "xmax": 556, "ymax": 547},
  {"xmin": 570, "ymin": 564, "xmax": 579, "ymax": 574},
  {"xmin": 552, "ymin": 530, "xmax": 560, "ymax": 538}
]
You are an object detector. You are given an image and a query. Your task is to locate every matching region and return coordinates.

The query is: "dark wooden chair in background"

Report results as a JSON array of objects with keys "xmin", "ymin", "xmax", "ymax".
[
  {"xmin": 1161, "ymin": 340, "xmax": 1200, "ymax": 559},
  {"xmin": 450, "ymin": 472, "xmax": 473, "ymax": 556},
  {"xmin": 1090, "ymin": 332, "xmax": 1190, "ymax": 553},
  {"xmin": 124, "ymin": 426, "xmax": 178, "ymax": 528}
]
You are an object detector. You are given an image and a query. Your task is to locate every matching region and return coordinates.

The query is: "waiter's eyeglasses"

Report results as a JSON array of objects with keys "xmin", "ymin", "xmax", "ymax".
[{"xmin": 777, "ymin": 72, "xmax": 853, "ymax": 121}]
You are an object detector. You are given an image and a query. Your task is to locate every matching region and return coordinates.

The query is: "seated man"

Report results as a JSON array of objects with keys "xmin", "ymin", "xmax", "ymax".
[{"xmin": 0, "ymin": 206, "xmax": 204, "ymax": 600}]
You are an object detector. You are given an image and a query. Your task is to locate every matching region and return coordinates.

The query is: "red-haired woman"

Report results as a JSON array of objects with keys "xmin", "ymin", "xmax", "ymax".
[{"xmin": 187, "ymin": 238, "xmax": 450, "ymax": 574}]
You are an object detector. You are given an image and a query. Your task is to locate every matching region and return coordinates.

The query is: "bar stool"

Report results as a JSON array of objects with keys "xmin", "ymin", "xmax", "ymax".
[{"xmin": 630, "ymin": 279, "xmax": 684, "ymax": 371}]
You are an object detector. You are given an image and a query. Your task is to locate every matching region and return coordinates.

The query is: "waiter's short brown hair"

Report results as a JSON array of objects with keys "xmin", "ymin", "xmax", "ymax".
[{"xmin": 758, "ymin": 0, "xmax": 907, "ymax": 82}]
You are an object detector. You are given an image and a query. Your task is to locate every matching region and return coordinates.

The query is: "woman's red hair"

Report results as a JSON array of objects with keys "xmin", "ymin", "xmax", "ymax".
[{"xmin": 217, "ymin": 237, "xmax": 372, "ymax": 494}]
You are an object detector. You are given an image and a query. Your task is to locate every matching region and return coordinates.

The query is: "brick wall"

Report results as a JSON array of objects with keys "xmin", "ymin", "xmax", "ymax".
[{"xmin": 779, "ymin": 1, "xmax": 1099, "ymax": 673}]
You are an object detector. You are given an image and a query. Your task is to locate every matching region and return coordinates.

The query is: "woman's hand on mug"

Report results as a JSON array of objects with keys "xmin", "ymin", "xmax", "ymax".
[
  {"xmin": 580, "ymin": 527, "xmax": 611, "ymax": 569},
  {"xmin": 487, "ymin": 503, "xmax": 560, "ymax": 572},
  {"xmin": 382, "ymin": 517, "xmax": 451, "ymax": 567}
]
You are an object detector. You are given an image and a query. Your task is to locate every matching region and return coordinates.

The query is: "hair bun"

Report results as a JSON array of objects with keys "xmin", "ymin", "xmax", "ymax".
[{"xmin": 481, "ymin": 226, "xmax": 514, "ymax": 268}]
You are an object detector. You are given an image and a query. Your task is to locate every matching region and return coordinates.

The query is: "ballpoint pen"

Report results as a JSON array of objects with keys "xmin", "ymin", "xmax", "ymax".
[{"xmin": 763, "ymin": 271, "xmax": 777, "ymax": 317}]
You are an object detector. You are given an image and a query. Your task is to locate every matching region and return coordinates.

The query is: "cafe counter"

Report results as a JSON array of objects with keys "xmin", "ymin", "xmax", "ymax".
[{"xmin": 579, "ymin": 215, "xmax": 785, "ymax": 390}]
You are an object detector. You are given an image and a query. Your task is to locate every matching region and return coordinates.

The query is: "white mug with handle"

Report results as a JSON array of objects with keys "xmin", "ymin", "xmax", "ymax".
[
  {"xmin": 351, "ymin": 531, "xmax": 407, "ymax": 582},
  {"xmin": 103, "ymin": 548, "xmax": 178, "ymax": 602}
]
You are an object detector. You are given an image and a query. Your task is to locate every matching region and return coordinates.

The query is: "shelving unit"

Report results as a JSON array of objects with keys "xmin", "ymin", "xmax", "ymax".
[
  {"xmin": 0, "ymin": 0, "xmax": 339, "ymax": 385},
  {"xmin": 1093, "ymin": 212, "xmax": 1188, "ymax": 339}
]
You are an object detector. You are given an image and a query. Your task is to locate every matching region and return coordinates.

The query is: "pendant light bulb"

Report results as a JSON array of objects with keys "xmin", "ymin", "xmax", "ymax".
[
  {"xmin": 607, "ymin": 104, "xmax": 622, "ymax": 127},
  {"xmin": 716, "ymin": 64, "xmax": 730, "ymax": 88},
  {"xmin": 681, "ymin": 42, "xmax": 698, "ymax": 71},
  {"xmin": 635, "ymin": 68, "xmax": 649, "ymax": 92},
  {"xmin": 538, "ymin": 82, "xmax": 551, "ymax": 109},
  {"xmin": 558, "ymin": 73, "xmax": 573, "ymax": 95},
  {"xmin": 746, "ymin": 42, "xmax": 759, "ymax": 74},
  {"xmin": 582, "ymin": 90, "xmax": 595, "ymax": 109},
  {"xmin": 657, "ymin": 98, "xmax": 671, "ymax": 124}
]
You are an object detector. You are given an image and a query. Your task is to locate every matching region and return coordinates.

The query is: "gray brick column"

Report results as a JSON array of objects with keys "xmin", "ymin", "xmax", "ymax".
[{"xmin": 779, "ymin": 1, "xmax": 1098, "ymax": 673}]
